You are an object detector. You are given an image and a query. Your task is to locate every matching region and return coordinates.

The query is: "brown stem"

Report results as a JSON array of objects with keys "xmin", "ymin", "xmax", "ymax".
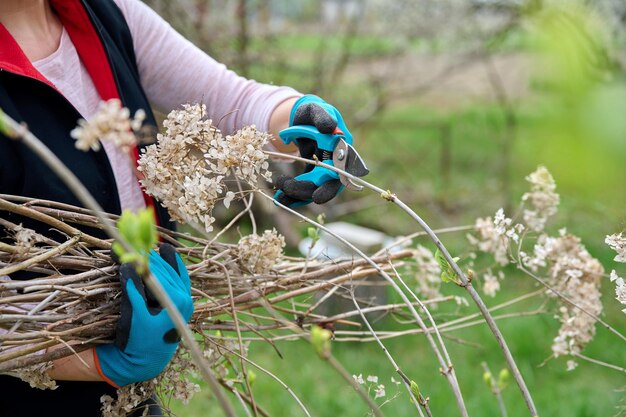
[
  {"xmin": 0, "ymin": 235, "xmax": 80, "ymax": 276},
  {"xmin": 0, "ymin": 198, "xmax": 107, "ymax": 249},
  {"xmin": 215, "ymin": 261, "xmax": 260, "ymax": 417},
  {"xmin": 0, "ymin": 341, "xmax": 92, "ymax": 372}
]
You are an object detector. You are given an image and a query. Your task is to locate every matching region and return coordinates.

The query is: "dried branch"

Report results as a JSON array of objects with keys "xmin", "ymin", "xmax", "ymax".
[{"xmin": 264, "ymin": 150, "xmax": 538, "ymax": 416}]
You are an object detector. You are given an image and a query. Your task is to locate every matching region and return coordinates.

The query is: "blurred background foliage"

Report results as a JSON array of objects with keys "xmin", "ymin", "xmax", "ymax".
[{"xmin": 143, "ymin": 0, "xmax": 625, "ymax": 415}]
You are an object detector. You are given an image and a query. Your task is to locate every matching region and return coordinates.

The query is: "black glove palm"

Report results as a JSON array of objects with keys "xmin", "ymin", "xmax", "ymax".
[{"xmin": 275, "ymin": 96, "xmax": 351, "ymax": 207}]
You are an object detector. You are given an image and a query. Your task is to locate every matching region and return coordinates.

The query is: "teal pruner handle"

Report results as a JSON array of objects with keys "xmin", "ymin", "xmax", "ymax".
[
  {"xmin": 273, "ymin": 125, "xmax": 344, "ymax": 207},
  {"xmin": 278, "ymin": 125, "xmax": 341, "ymax": 152}
]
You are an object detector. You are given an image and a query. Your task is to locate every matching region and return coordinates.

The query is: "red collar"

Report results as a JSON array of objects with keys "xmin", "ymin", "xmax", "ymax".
[
  {"xmin": 0, "ymin": 0, "xmax": 119, "ymax": 100},
  {"xmin": 0, "ymin": 24, "xmax": 54, "ymax": 89}
]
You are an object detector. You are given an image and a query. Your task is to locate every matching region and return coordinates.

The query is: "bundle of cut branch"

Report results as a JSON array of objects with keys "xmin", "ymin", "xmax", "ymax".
[{"xmin": 0, "ymin": 194, "xmax": 411, "ymax": 373}]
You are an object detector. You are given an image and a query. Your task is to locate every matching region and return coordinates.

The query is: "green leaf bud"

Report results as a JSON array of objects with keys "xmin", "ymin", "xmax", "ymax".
[{"xmin": 310, "ymin": 325, "xmax": 332, "ymax": 359}]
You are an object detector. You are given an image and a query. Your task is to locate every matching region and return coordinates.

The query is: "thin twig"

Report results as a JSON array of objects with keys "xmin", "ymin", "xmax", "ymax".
[
  {"xmin": 256, "ymin": 299, "xmax": 386, "ymax": 417},
  {"xmin": 572, "ymin": 352, "xmax": 626, "ymax": 374},
  {"xmin": 518, "ymin": 264, "xmax": 626, "ymax": 343},
  {"xmin": 482, "ymin": 362, "xmax": 509, "ymax": 417},
  {"xmin": 348, "ymin": 291, "xmax": 426, "ymax": 416},
  {"xmin": 264, "ymin": 151, "xmax": 539, "ymax": 416},
  {"xmin": 206, "ymin": 337, "xmax": 313, "ymax": 417},
  {"xmin": 0, "ymin": 235, "xmax": 81, "ymax": 276},
  {"xmin": 261, "ymin": 191, "xmax": 468, "ymax": 417},
  {"xmin": 327, "ymin": 354, "xmax": 387, "ymax": 417},
  {"xmin": 214, "ymin": 261, "xmax": 260, "ymax": 417}
]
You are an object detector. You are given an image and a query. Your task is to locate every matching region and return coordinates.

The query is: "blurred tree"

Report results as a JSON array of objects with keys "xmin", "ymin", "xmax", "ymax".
[{"xmin": 521, "ymin": 0, "xmax": 626, "ymax": 208}]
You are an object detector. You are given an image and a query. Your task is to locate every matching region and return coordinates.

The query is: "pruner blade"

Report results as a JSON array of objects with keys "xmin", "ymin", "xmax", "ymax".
[{"xmin": 333, "ymin": 139, "xmax": 370, "ymax": 191}]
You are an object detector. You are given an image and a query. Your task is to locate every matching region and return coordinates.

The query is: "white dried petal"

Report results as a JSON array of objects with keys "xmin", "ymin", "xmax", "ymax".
[
  {"xmin": 374, "ymin": 384, "xmax": 386, "ymax": 399},
  {"xmin": 72, "ymin": 99, "xmax": 144, "ymax": 153},
  {"xmin": 482, "ymin": 270, "xmax": 501, "ymax": 297},
  {"xmin": 238, "ymin": 229, "xmax": 285, "ymax": 274},
  {"xmin": 566, "ymin": 360, "xmax": 578, "ymax": 371},
  {"xmin": 605, "ymin": 233, "xmax": 626, "ymax": 263},
  {"xmin": 454, "ymin": 296, "xmax": 469, "ymax": 306},
  {"xmin": 522, "ymin": 166, "xmax": 559, "ymax": 232},
  {"xmin": 223, "ymin": 191, "xmax": 236, "ymax": 209},
  {"xmin": 138, "ymin": 104, "xmax": 272, "ymax": 232}
]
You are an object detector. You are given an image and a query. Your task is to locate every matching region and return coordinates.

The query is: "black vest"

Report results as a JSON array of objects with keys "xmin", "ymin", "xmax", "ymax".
[
  {"xmin": 0, "ymin": 1, "xmax": 170, "ymax": 415},
  {"xmin": 0, "ymin": 0, "xmax": 173, "ymax": 234}
]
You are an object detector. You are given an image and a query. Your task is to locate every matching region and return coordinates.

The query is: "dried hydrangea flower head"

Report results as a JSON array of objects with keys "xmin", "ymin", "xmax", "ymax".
[
  {"xmin": 467, "ymin": 210, "xmax": 521, "ymax": 267},
  {"xmin": 466, "ymin": 165, "xmax": 604, "ymax": 364},
  {"xmin": 237, "ymin": 229, "xmax": 285, "ymax": 275},
  {"xmin": 6, "ymin": 362, "xmax": 57, "ymax": 390},
  {"xmin": 71, "ymin": 98, "xmax": 145, "ymax": 152},
  {"xmin": 605, "ymin": 232, "xmax": 626, "ymax": 263},
  {"xmin": 138, "ymin": 103, "xmax": 272, "ymax": 232},
  {"xmin": 206, "ymin": 124, "xmax": 272, "ymax": 185},
  {"xmin": 546, "ymin": 233, "xmax": 604, "ymax": 359},
  {"xmin": 606, "ymin": 233, "xmax": 626, "ymax": 313},
  {"xmin": 522, "ymin": 166, "xmax": 559, "ymax": 232},
  {"xmin": 13, "ymin": 224, "xmax": 40, "ymax": 255}
]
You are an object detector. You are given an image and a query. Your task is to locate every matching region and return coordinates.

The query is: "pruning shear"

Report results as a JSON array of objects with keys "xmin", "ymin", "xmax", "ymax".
[{"xmin": 278, "ymin": 125, "xmax": 370, "ymax": 192}]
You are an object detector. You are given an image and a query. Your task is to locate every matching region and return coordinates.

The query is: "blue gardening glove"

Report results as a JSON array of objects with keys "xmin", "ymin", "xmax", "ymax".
[
  {"xmin": 274, "ymin": 95, "xmax": 353, "ymax": 207},
  {"xmin": 95, "ymin": 244, "xmax": 193, "ymax": 387}
]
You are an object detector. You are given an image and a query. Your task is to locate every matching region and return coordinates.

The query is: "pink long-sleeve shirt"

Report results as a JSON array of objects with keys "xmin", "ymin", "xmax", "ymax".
[{"xmin": 33, "ymin": 0, "xmax": 300, "ymax": 212}]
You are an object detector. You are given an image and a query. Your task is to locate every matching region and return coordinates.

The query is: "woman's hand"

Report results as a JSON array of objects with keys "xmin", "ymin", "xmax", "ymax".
[
  {"xmin": 274, "ymin": 95, "xmax": 353, "ymax": 207},
  {"xmin": 94, "ymin": 244, "xmax": 193, "ymax": 387}
]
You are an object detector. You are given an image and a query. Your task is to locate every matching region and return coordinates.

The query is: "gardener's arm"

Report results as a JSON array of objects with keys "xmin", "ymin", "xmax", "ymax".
[
  {"xmin": 47, "ymin": 349, "xmax": 102, "ymax": 381},
  {"xmin": 114, "ymin": 0, "xmax": 358, "ymax": 206},
  {"xmin": 113, "ymin": 0, "xmax": 299, "ymax": 154},
  {"xmin": 268, "ymin": 97, "xmax": 300, "ymax": 153}
]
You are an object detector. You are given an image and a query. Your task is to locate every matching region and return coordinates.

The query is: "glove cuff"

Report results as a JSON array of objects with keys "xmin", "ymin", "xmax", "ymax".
[
  {"xmin": 95, "ymin": 343, "xmax": 176, "ymax": 387},
  {"xmin": 289, "ymin": 95, "xmax": 326, "ymax": 126},
  {"xmin": 93, "ymin": 347, "xmax": 120, "ymax": 388}
]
